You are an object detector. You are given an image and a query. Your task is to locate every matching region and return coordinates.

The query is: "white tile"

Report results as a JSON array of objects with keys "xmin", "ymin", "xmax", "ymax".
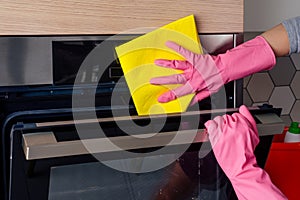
[
  {"xmin": 269, "ymin": 86, "xmax": 295, "ymax": 115},
  {"xmin": 247, "ymin": 73, "xmax": 274, "ymax": 102},
  {"xmin": 269, "ymin": 56, "xmax": 296, "ymax": 86},
  {"xmin": 291, "ymin": 71, "xmax": 300, "ymax": 99},
  {"xmin": 290, "ymin": 100, "xmax": 300, "ymax": 122}
]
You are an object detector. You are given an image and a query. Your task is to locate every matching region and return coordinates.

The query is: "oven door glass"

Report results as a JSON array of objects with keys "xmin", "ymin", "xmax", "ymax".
[{"xmin": 9, "ymin": 110, "xmax": 237, "ymax": 200}]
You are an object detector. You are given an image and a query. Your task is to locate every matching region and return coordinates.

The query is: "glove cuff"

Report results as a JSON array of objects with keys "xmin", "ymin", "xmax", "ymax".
[{"xmin": 214, "ymin": 36, "xmax": 276, "ymax": 83}]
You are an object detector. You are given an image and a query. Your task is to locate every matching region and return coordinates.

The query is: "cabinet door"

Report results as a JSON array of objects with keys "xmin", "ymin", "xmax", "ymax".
[{"xmin": 0, "ymin": 0, "xmax": 243, "ymax": 35}]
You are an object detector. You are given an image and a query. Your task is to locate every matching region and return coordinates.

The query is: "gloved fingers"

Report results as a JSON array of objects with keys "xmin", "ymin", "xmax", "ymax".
[
  {"xmin": 211, "ymin": 115, "xmax": 224, "ymax": 129},
  {"xmin": 190, "ymin": 90, "xmax": 211, "ymax": 105},
  {"xmin": 165, "ymin": 41, "xmax": 196, "ymax": 64},
  {"xmin": 170, "ymin": 82, "xmax": 194, "ymax": 98},
  {"xmin": 155, "ymin": 59, "xmax": 192, "ymax": 70},
  {"xmin": 204, "ymin": 119, "xmax": 217, "ymax": 144},
  {"xmin": 204, "ymin": 120, "xmax": 216, "ymax": 132},
  {"xmin": 157, "ymin": 90, "xmax": 176, "ymax": 103},
  {"xmin": 237, "ymin": 105, "xmax": 260, "ymax": 148},
  {"xmin": 205, "ymin": 116, "xmax": 224, "ymax": 146},
  {"xmin": 157, "ymin": 83, "xmax": 193, "ymax": 103},
  {"xmin": 150, "ymin": 73, "xmax": 186, "ymax": 85},
  {"xmin": 238, "ymin": 105, "xmax": 257, "ymax": 130}
]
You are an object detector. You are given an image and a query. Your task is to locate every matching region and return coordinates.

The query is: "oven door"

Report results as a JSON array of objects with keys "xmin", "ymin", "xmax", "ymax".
[{"xmin": 8, "ymin": 106, "xmax": 284, "ymax": 200}]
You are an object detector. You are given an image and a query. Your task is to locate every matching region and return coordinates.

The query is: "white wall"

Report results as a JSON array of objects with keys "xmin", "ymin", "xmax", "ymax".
[{"xmin": 245, "ymin": 0, "xmax": 300, "ymax": 32}]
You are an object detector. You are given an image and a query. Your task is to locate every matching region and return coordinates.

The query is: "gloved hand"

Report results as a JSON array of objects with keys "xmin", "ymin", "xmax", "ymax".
[
  {"xmin": 204, "ymin": 105, "xmax": 287, "ymax": 200},
  {"xmin": 150, "ymin": 36, "xmax": 276, "ymax": 103}
]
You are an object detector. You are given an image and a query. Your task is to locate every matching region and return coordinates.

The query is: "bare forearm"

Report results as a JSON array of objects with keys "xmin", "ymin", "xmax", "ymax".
[
  {"xmin": 261, "ymin": 24, "xmax": 290, "ymax": 57},
  {"xmin": 261, "ymin": 16, "xmax": 300, "ymax": 56}
]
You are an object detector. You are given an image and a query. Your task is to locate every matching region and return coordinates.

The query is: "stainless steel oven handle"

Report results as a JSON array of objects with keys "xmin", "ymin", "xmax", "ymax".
[
  {"xmin": 23, "ymin": 113, "xmax": 285, "ymax": 160},
  {"xmin": 22, "ymin": 113, "xmax": 285, "ymax": 160},
  {"xmin": 22, "ymin": 129, "xmax": 207, "ymax": 160}
]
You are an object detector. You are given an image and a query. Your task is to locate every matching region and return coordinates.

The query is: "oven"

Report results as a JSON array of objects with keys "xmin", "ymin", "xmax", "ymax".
[{"xmin": 0, "ymin": 34, "xmax": 284, "ymax": 200}]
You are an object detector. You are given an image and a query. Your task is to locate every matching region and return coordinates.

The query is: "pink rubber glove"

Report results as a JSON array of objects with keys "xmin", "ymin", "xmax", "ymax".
[
  {"xmin": 204, "ymin": 105, "xmax": 287, "ymax": 200},
  {"xmin": 150, "ymin": 36, "xmax": 276, "ymax": 103}
]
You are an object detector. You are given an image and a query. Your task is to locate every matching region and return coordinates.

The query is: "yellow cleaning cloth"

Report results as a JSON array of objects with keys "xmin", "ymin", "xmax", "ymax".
[{"xmin": 115, "ymin": 15, "xmax": 203, "ymax": 116}]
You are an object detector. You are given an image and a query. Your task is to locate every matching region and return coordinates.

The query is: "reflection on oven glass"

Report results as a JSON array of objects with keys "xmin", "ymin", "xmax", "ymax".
[
  {"xmin": 48, "ymin": 152, "xmax": 236, "ymax": 200},
  {"xmin": 49, "ymin": 160, "xmax": 174, "ymax": 200},
  {"xmin": 52, "ymin": 40, "xmax": 125, "ymax": 86}
]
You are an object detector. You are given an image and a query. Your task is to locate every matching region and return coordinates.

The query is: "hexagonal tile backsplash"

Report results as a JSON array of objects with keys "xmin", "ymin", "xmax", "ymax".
[
  {"xmin": 243, "ymin": 53, "xmax": 300, "ymax": 125},
  {"xmin": 247, "ymin": 73, "xmax": 274, "ymax": 102},
  {"xmin": 269, "ymin": 86, "xmax": 295, "ymax": 115}
]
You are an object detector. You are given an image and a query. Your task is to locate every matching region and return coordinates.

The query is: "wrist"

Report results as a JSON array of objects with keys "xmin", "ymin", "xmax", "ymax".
[{"xmin": 261, "ymin": 23, "xmax": 290, "ymax": 56}]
